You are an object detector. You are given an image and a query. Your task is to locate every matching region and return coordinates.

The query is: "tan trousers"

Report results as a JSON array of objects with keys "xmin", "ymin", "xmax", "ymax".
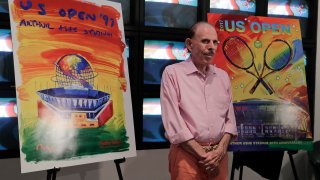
[{"xmin": 169, "ymin": 144, "xmax": 228, "ymax": 180}]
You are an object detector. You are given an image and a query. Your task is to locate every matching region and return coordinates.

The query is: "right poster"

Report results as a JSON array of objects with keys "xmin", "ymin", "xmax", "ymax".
[{"xmin": 208, "ymin": 14, "xmax": 313, "ymax": 151}]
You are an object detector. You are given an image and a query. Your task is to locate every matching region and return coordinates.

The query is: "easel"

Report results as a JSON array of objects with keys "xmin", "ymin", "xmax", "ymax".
[
  {"xmin": 287, "ymin": 151, "xmax": 299, "ymax": 180},
  {"xmin": 47, "ymin": 167, "xmax": 61, "ymax": 180},
  {"xmin": 230, "ymin": 151, "xmax": 299, "ymax": 180},
  {"xmin": 45, "ymin": 157, "xmax": 126, "ymax": 180},
  {"xmin": 114, "ymin": 157, "xmax": 126, "ymax": 180}
]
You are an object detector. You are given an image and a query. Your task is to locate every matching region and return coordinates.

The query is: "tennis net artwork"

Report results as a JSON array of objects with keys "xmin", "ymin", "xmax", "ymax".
[{"xmin": 208, "ymin": 14, "xmax": 312, "ymax": 151}]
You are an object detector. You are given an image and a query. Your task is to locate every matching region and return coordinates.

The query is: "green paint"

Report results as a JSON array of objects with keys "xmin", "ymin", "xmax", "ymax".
[
  {"xmin": 254, "ymin": 40, "xmax": 262, "ymax": 48},
  {"xmin": 268, "ymin": 140, "xmax": 313, "ymax": 151},
  {"xmin": 22, "ymin": 118, "xmax": 130, "ymax": 162}
]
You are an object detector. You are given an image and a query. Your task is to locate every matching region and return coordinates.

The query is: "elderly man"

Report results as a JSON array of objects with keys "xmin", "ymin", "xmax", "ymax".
[{"xmin": 160, "ymin": 22, "xmax": 238, "ymax": 180}]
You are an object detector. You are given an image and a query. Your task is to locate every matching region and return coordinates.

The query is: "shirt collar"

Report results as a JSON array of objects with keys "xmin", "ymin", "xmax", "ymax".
[{"xmin": 184, "ymin": 57, "xmax": 216, "ymax": 75}]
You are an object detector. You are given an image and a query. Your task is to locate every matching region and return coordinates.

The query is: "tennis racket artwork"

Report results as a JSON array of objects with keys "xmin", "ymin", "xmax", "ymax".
[
  {"xmin": 222, "ymin": 36, "xmax": 273, "ymax": 94},
  {"xmin": 249, "ymin": 39, "xmax": 293, "ymax": 94}
]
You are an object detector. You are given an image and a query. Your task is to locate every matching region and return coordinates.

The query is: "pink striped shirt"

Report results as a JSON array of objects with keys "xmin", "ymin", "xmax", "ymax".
[{"xmin": 160, "ymin": 58, "xmax": 238, "ymax": 145}]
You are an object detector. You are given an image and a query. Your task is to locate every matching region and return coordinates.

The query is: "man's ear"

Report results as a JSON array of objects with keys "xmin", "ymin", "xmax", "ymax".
[{"xmin": 185, "ymin": 38, "xmax": 192, "ymax": 51}]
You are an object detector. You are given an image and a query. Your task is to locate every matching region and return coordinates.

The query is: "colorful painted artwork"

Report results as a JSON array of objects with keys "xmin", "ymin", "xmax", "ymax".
[
  {"xmin": 208, "ymin": 14, "xmax": 312, "ymax": 151},
  {"xmin": 8, "ymin": 0, "xmax": 136, "ymax": 173}
]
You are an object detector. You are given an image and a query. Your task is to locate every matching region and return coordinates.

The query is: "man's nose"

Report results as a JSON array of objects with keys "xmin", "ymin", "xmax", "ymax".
[{"xmin": 207, "ymin": 41, "xmax": 218, "ymax": 49}]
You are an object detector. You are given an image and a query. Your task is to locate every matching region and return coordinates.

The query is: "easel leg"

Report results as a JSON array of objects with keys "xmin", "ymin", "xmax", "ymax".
[
  {"xmin": 239, "ymin": 165, "xmax": 243, "ymax": 180},
  {"xmin": 230, "ymin": 156, "xmax": 236, "ymax": 180},
  {"xmin": 288, "ymin": 151, "xmax": 299, "ymax": 180},
  {"xmin": 230, "ymin": 152, "xmax": 243, "ymax": 180},
  {"xmin": 114, "ymin": 157, "xmax": 126, "ymax": 180},
  {"xmin": 46, "ymin": 167, "xmax": 60, "ymax": 180}
]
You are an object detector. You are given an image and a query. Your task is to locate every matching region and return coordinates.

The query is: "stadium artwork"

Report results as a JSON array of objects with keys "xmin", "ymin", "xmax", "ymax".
[
  {"xmin": 208, "ymin": 14, "xmax": 312, "ymax": 151},
  {"xmin": 8, "ymin": 0, "xmax": 136, "ymax": 173}
]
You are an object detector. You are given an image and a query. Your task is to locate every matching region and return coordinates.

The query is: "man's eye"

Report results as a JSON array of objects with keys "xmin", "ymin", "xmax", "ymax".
[
  {"xmin": 202, "ymin": 40, "xmax": 210, "ymax": 44},
  {"xmin": 213, "ymin": 40, "xmax": 220, "ymax": 45}
]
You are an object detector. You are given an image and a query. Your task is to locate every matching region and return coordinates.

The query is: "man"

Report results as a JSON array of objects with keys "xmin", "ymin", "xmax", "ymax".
[{"xmin": 160, "ymin": 22, "xmax": 238, "ymax": 180}]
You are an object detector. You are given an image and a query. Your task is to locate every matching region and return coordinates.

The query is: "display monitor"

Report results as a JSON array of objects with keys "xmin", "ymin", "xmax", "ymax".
[
  {"xmin": 267, "ymin": 0, "xmax": 310, "ymax": 38},
  {"xmin": 0, "ymin": 98, "xmax": 17, "ymax": 118},
  {"xmin": 268, "ymin": 0, "xmax": 309, "ymax": 18},
  {"xmin": 144, "ymin": 0, "xmax": 198, "ymax": 28},
  {"xmin": 209, "ymin": 0, "xmax": 256, "ymax": 15},
  {"xmin": 0, "ymin": 98, "xmax": 19, "ymax": 159},
  {"xmin": 109, "ymin": 0, "xmax": 131, "ymax": 25},
  {"xmin": 0, "ymin": 29, "xmax": 14, "ymax": 84},
  {"xmin": 125, "ymin": 38, "xmax": 129, "ymax": 59},
  {"xmin": 142, "ymin": 98, "xmax": 167, "ymax": 143},
  {"xmin": 0, "ymin": 1, "xmax": 8, "ymax": 13},
  {"xmin": 144, "ymin": 39, "xmax": 189, "ymax": 84}
]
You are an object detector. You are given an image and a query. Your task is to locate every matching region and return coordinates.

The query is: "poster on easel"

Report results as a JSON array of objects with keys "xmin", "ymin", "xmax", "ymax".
[
  {"xmin": 8, "ymin": 0, "xmax": 136, "ymax": 173},
  {"xmin": 208, "ymin": 14, "xmax": 312, "ymax": 151}
]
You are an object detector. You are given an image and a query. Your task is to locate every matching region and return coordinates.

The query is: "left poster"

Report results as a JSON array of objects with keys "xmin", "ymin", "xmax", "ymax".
[{"xmin": 8, "ymin": 0, "xmax": 136, "ymax": 173}]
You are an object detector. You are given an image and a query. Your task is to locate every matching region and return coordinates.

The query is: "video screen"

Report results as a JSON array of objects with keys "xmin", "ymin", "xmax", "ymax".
[
  {"xmin": 0, "ymin": 1, "xmax": 9, "ymax": 13},
  {"xmin": 267, "ymin": 0, "xmax": 309, "ymax": 38},
  {"xmin": 0, "ymin": 98, "xmax": 17, "ymax": 118},
  {"xmin": 144, "ymin": 40, "xmax": 189, "ymax": 84},
  {"xmin": 143, "ymin": 98, "xmax": 167, "ymax": 142},
  {"xmin": 0, "ymin": 98, "xmax": 18, "ymax": 152},
  {"xmin": 125, "ymin": 38, "xmax": 129, "ymax": 59},
  {"xmin": 145, "ymin": 0, "xmax": 198, "ymax": 28},
  {"xmin": 0, "ymin": 29, "xmax": 14, "ymax": 83},
  {"xmin": 108, "ymin": 0, "xmax": 131, "ymax": 25},
  {"xmin": 210, "ymin": 0, "xmax": 256, "ymax": 15},
  {"xmin": 268, "ymin": 0, "xmax": 309, "ymax": 18}
]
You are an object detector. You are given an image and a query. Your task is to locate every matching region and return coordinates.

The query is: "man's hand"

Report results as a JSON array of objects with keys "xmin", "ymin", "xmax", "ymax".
[
  {"xmin": 198, "ymin": 133, "xmax": 233, "ymax": 174},
  {"xmin": 180, "ymin": 139, "xmax": 207, "ymax": 160},
  {"xmin": 198, "ymin": 145, "xmax": 226, "ymax": 173}
]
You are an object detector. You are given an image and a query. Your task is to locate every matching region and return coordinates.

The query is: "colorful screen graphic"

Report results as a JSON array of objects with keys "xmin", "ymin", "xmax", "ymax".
[
  {"xmin": 9, "ymin": 0, "xmax": 136, "ymax": 173},
  {"xmin": 125, "ymin": 38, "xmax": 129, "ymax": 59},
  {"xmin": 0, "ymin": 117, "xmax": 19, "ymax": 151},
  {"xmin": 208, "ymin": 14, "xmax": 312, "ymax": 151},
  {"xmin": 267, "ymin": 0, "xmax": 309, "ymax": 38},
  {"xmin": 143, "ymin": 98, "xmax": 167, "ymax": 142},
  {"xmin": 109, "ymin": 0, "xmax": 130, "ymax": 25},
  {"xmin": 0, "ymin": 99, "xmax": 18, "ymax": 154},
  {"xmin": 0, "ymin": 29, "xmax": 12, "ymax": 52},
  {"xmin": 268, "ymin": 0, "xmax": 309, "ymax": 18},
  {"xmin": 144, "ymin": 40, "xmax": 189, "ymax": 84},
  {"xmin": 0, "ymin": 29, "xmax": 14, "ymax": 83},
  {"xmin": 0, "ymin": 98, "xmax": 17, "ymax": 118},
  {"xmin": 210, "ymin": 0, "xmax": 256, "ymax": 15},
  {"xmin": 0, "ymin": 1, "xmax": 9, "ymax": 13},
  {"xmin": 144, "ymin": 0, "xmax": 198, "ymax": 28}
]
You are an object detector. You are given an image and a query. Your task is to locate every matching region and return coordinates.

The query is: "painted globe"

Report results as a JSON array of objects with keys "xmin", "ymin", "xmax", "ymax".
[{"xmin": 54, "ymin": 54, "xmax": 95, "ymax": 89}]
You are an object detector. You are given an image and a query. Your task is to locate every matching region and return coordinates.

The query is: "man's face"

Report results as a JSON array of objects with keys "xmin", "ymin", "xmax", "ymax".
[{"xmin": 186, "ymin": 24, "xmax": 219, "ymax": 67}]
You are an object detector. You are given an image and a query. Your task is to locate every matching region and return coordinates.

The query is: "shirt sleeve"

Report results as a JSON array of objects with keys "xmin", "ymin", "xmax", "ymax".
[
  {"xmin": 160, "ymin": 67, "xmax": 194, "ymax": 144},
  {"xmin": 224, "ymin": 72, "xmax": 238, "ymax": 138}
]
